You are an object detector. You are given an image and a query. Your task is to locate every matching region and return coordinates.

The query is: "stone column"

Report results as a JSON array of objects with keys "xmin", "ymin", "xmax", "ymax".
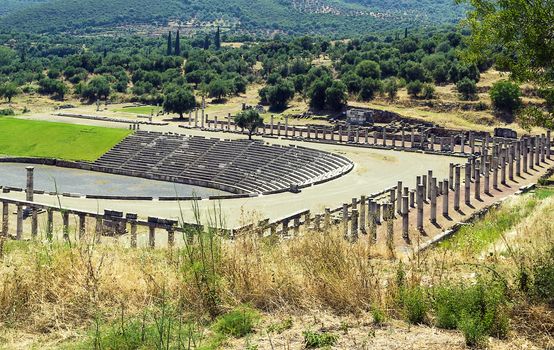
[
  {"xmin": 454, "ymin": 166, "xmax": 461, "ymax": 211},
  {"xmin": 401, "ymin": 128, "xmax": 406, "ymax": 148},
  {"xmin": 227, "ymin": 113, "xmax": 231, "ymax": 131},
  {"xmin": 449, "ymin": 163, "xmax": 454, "ymax": 190},
  {"xmin": 427, "ymin": 170, "xmax": 433, "ymax": 200},
  {"xmin": 464, "ymin": 163, "xmax": 471, "ymax": 206},
  {"xmin": 535, "ymin": 136, "xmax": 540, "ymax": 166},
  {"xmin": 338, "ymin": 126, "xmax": 343, "ymax": 142},
  {"xmin": 470, "ymin": 132, "xmax": 475, "ymax": 154},
  {"xmin": 16, "ymin": 204, "xmax": 23, "ymax": 240},
  {"xmin": 194, "ymin": 109, "xmax": 198, "ymax": 127},
  {"xmin": 411, "ymin": 128, "xmax": 415, "ymax": 148},
  {"xmin": 369, "ymin": 202, "xmax": 377, "ymax": 242},
  {"xmin": 523, "ymin": 138, "xmax": 528, "ymax": 173},
  {"xmin": 26, "ymin": 166, "xmax": 34, "ymax": 202},
  {"xmin": 389, "ymin": 188, "xmax": 396, "ymax": 215},
  {"xmin": 359, "ymin": 195, "xmax": 366, "ymax": 233},
  {"xmin": 409, "ymin": 190, "xmax": 415, "ymax": 208},
  {"xmin": 284, "ymin": 116, "xmax": 289, "ymax": 137},
  {"xmin": 188, "ymin": 111, "xmax": 192, "ymax": 126},
  {"xmin": 402, "ymin": 195, "xmax": 409, "ymax": 241},
  {"xmin": 2, "ymin": 202, "xmax": 8, "ymax": 237},
  {"xmin": 430, "ymin": 135, "xmax": 435, "ymax": 151},
  {"xmin": 422, "ymin": 175, "xmax": 428, "ymax": 203},
  {"xmin": 293, "ymin": 216, "xmax": 300, "ymax": 236},
  {"xmin": 484, "ymin": 160, "xmax": 490, "ymax": 195},
  {"xmin": 324, "ymin": 208, "xmax": 331, "ymax": 230},
  {"xmin": 62, "ymin": 211, "xmax": 69, "ymax": 241},
  {"xmin": 277, "ymin": 122, "xmax": 281, "ymax": 137},
  {"xmin": 493, "ymin": 157, "xmax": 499, "ymax": 190},
  {"xmin": 149, "ymin": 224, "xmax": 155, "ymax": 248},
  {"xmin": 515, "ymin": 141, "xmax": 521, "ymax": 177},
  {"xmin": 460, "ymin": 134, "xmax": 465, "ymax": 153},
  {"xmin": 78, "ymin": 213, "xmax": 86, "ymax": 239},
  {"xmin": 396, "ymin": 181, "xmax": 402, "ymax": 215},
  {"xmin": 167, "ymin": 227, "xmax": 175, "ymax": 248},
  {"xmin": 501, "ymin": 154, "xmax": 507, "ymax": 185},
  {"xmin": 342, "ymin": 203, "xmax": 349, "ymax": 238},
  {"xmin": 546, "ymin": 130, "xmax": 552, "ymax": 159},
  {"xmin": 270, "ymin": 115, "xmax": 274, "ymax": 135},
  {"xmin": 364, "ymin": 128, "xmax": 368, "ymax": 144},
  {"xmin": 382, "ymin": 128, "xmax": 387, "ymax": 146},
  {"xmin": 351, "ymin": 209, "xmax": 359, "ymax": 242},
  {"xmin": 375, "ymin": 203, "xmax": 382, "ymax": 225},
  {"xmin": 373, "ymin": 130, "xmax": 378, "ymax": 145},
  {"xmin": 541, "ymin": 134, "xmax": 546, "ymax": 162},
  {"xmin": 201, "ymin": 109, "xmax": 205, "ymax": 128},
  {"xmin": 417, "ymin": 183, "xmax": 424, "ymax": 231},
  {"xmin": 442, "ymin": 180, "xmax": 449, "ymax": 217},
  {"xmin": 31, "ymin": 207, "xmax": 38, "ymax": 238},
  {"xmin": 430, "ymin": 177, "xmax": 437, "ymax": 224},
  {"xmin": 508, "ymin": 151, "xmax": 514, "ymax": 181},
  {"xmin": 475, "ymin": 161, "xmax": 481, "ymax": 201},
  {"xmin": 94, "ymin": 214, "xmax": 102, "ymax": 243}
]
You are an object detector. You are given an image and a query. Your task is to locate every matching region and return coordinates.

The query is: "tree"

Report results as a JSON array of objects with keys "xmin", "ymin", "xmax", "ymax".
[
  {"xmin": 459, "ymin": 0, "xmax": 553, "ymax": 128},
  {"xmin": 208, "ymin": 79, "xmax": 230, "ymax": 102},
  {"xmin": 456, "ymin": 78, "xmax": 477, "ymax": 100},
  {"xmin": 266, "ymin": 80, "xmax": 295, "ymax": 111},
  {"xmin": 167, "ymin": 32, "xmax": 172, "ymax": 56},
  {"xmin": 235, "ymin": 109, "xmax": 264, "ymax": 140},
  {"xmin": 421, "ymin": 83, "xmax": 436, "ymax": 99},
  {"xmin": 359, "ymin": 78, "xmax": 381, "ymax": 101},
  {"xmin": 407, "ymin": 80, "xmax": 424, "ymax": 98},
  {"xmin": 355, "ymin": 60, "xmax": 381, "ymax": 80},
  {"xmin": 325, "ymin": 81, "xmax": 347, "ymax": 111},
  {"xmin": 490, "ymin": 80, "xmax": 522, "ymax": 114},
  {"xmin": 0, "ymin": 83, "xmax": 19, "ymax": 102},
  {"xmin": 163, "ymin": 88, "xmax": 196, "ymax": 119},
  {"xmin": 175, "ymin": 30, "xmax": 181, "ymax": 56},
  {"xmin": 38, "ymin": 78, "xmax": 68, "ymax": 100},
  {"xmin": 383, "ymin": 78, "xmax": 399, "ymax": 101},
  {"xmin": 81, "ymin": 76, "xmax": 111, "ymax": 101},
  {"xmin": 307, "ymin": 77, "xmax": 331, "ymax": 110},
  {"xmin": 214, "ymin": 26, "xmax": 221, "ymax": 50}
]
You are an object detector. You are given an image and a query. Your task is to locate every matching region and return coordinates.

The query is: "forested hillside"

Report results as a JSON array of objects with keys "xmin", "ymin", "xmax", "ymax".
[{"xmin": 0, "ymin": 0, "xmax": 465, "ymax": 36}]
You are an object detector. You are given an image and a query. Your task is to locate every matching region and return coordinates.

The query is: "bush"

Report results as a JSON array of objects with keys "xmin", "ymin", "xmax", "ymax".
[
  {"xmin": 303, "ymin": 331, "xmax": 339, "ymax": 348},
  {"xmin": 372, "ymin": 306, "xmax": 387, "ymax": 325},
  {"xmin": 406, "ymin": 80, "xmax": 423, "ymax": 98},
  {"xmin": 421, "ymin": 83, "xmax": 436, "ymax": 99},
  {"xmin": 212, "ymin": 307, "xmax": 259, "ymax": 338},
  {"xmin": 433, "ymin": 280, "xmax": 509, "ymax": 346},
  {"xmin": 400, "ymin": 287, "xmax": 428, "ymax": 324},
  {"xmin": 532, "ymin": 246, "xmax": 554, "ymax": 306},
  {"xmin": 0, "ymin": 108, "xmax": 15, "ymax": 116},
  {"xmin": 490, "ymin": 80, "xmax": 522, "ymax": 114},
  {"xmin": 456, "ymin": 78, "xmax": 477, "ymax": 100}
]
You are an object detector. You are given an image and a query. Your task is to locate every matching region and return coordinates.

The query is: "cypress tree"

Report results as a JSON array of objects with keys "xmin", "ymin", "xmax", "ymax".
[
  {"xmin": 175, "ymin": 30, "xmax": 181, "ymax": 56},
  {"xmin": 215, "ymin": 26, "xmax": 221, "ymax": 50},
  {"xmin": 404, "ymin": 28, "xmax": 408, "ymax": 38},
  {"xmin": 203, "ymin": 34, "xmax": 211, "ymax": 50},
  {"xmin": 167, "ymin": 31, "xmax": 172, "ymax": 56}
]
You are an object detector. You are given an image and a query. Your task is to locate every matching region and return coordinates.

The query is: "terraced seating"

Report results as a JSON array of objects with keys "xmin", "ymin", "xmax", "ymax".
[{"xmin": 92, "ymin": 131, "xmax": 353, "ymax": 194}]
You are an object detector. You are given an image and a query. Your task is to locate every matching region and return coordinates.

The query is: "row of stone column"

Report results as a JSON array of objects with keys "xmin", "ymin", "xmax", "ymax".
[{"xmin": 337, "ymin": 134, "xmax": 551, "ymax": 245}]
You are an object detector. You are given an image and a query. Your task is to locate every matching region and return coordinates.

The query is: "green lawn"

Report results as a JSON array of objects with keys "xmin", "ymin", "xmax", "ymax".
[
  {"xmin": 115, "ymin": 105, "xmax": 162, "ymax": 115},
  {"xmin": 0, "ymin": 117, "xmax": 131, "ymax": 161}
]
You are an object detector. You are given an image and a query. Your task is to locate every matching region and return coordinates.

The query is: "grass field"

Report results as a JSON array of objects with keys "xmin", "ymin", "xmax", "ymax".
[{"xmin": 0, "ymin": 117, "xmax": 131, "ymax": 161}]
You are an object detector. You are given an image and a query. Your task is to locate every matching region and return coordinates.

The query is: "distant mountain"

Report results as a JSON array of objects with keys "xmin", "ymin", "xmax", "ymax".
[{"xmin": 0, "ymin": 0, "xmax": 466, "ymax": 36}]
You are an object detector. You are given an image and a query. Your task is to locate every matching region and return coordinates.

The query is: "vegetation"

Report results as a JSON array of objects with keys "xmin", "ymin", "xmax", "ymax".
[
  {"xmin": 489, "ymin": 80, "xmax": 522, "ymax": 115},
  {"xmin": 234, "ymin": 109, "xmax": 264, "ymax": 140},
  {"xmin": 0, "ymin": 117, "xmax": 130, "ymax": 161},
  {"xmin": 0, "ymin": 190, "xmax": 552, "ymax": 348},
  {"xmin": 0, "ymin": 0, "xmax": 466, "ymax": 36}
]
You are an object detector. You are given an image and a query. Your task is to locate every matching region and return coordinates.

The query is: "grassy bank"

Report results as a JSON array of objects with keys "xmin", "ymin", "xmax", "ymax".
[
  {"xmin": 0, "ymin": 117, "xmax": 130, "ymax": 161},
  {"xmin": 0, "ymin": 191, "xmax": 553, "ymax": 349}
]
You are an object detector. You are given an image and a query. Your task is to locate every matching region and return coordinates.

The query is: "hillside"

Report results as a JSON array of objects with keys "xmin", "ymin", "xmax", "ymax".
[{"xmin": 0, "ymin": 0, "xmax": 466, "ymax": 36}]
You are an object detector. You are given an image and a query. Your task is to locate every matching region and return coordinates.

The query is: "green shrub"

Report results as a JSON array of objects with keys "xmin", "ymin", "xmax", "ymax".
[
  {"xmin": 267, "ymin": 318, "xmax": 293, "ymax": 334},
  {"xmin": 490, "ymin": 80, "xmax": 522, "ymax": 114},
  {"xmin": 433, "ymin": 280, "xmax": 509, "ymax": 346},
  {"xmin": 532, "ymin": 246, "xmax": 554, "ymax": 306},
  {"xmin": 303, "ymin": 331, "xmax": 339, "ymax": 348},
  {"xmin": 458, "ymin": 312, "xmax": 488, "ymax": 348},
  {"xmin": 0, "ymin": 108, "xmax": 15, "ymax": 116},
  {"xmin": 400, "ymin": 287, "xmax": 428, "ymax": 324},
  {"xmin": 212, "ymin": 307, "xmax": 259, "ymax": 338},
  {"xmin": 372, "ymin": 306, "xmax": 387, "ymax": 325}
]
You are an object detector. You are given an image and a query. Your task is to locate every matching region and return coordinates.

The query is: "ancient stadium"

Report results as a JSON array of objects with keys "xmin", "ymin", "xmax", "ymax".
[{"xmin": 0, "ymin": 109, "xmax": 551, "ymax": 251}]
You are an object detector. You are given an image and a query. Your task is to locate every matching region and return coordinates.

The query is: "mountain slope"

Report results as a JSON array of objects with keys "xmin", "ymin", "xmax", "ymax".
[{"xmin": 0, "ymin": 0, "xmax": 465, "ymax": 36}]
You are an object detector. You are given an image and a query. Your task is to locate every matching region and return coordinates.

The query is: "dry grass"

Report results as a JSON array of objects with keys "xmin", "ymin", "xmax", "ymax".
[{"xmin": 0, "ymin": 192, "xmax": 552, "ymax": 348}]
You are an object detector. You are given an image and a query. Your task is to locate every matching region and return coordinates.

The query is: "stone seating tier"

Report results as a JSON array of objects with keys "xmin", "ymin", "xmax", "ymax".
[{"xmin": 92, "ymin": 131, "xmax": 353, "ymax": 194}]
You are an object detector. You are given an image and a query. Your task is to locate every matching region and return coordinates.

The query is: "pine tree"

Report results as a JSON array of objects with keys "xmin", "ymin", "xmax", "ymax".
[
  {"xmin": 167, "ymin": 31, "xmax": 172, "ymax": 56},
  {"xmin": 215, "ymin": 26, "xmax": 221, "ymax": 50},
  {"xmin": 175, "ymin": 30, "xmax": 181, "ymax": 56}
]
